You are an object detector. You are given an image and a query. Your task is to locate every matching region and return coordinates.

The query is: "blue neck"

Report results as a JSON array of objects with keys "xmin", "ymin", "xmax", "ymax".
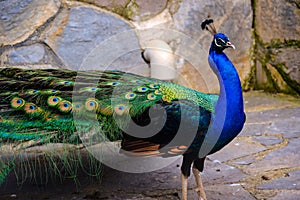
[{"xmin": 208, "ymin": 49, "xmax": 245, "ymax": 150}]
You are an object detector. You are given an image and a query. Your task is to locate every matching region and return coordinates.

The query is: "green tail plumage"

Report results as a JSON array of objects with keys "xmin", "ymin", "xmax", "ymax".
[
  {"xmin": 0, "ymin": 163, "xmax": 12, "ymax": 185},
  {"xmin": 0, "ymin": 67, "xmax": 217, "ymax": 186}
]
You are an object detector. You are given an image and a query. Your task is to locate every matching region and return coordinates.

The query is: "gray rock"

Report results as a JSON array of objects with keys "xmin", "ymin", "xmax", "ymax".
[
  {"xmin": 105, "ymin": 50, "xmax": 149, "ymax": 77},
  {"xmin": 231, "ymin": 155, "xmax": 257, "ymax": 166},
  {"xmin": 0, "ymin": 0, "xmax": 60, "ymax": 46},
  {"xmin": 133, "ymin": 0, "xmax": 168, "ymax": 21},
  {"xmin": 41, "ymin": 6, "xmax": 139, "ymax": 71},
  {"xmin": 5, "ymin": 44, "xmax": 45, "ymax": 64},
  {"xmin": 243, "ymin": 91, "xmax": 298, "ymax": 112},
  {"xmin": 257, "ymin": 170, "xmax": 300, "ymax": 190},
  {"xmin": 0, "ymin": 65, "xmax": 60, "ymax": 69},
  {"xmin": 84, "ymin": 190, "xmax": 180, "ymax": 200},
  {"xmin": 202, "ymin": 159, "xmax": 247, "ymax": 184},
  {"xmin": 244, "ymin": 138, "xmax": 300, "ymax": 175},
  {"xmin": 2, "ymin": 43, "xmax": 65, "ymax": 67},
  {"xmin": 240, "ymin": 123, "xmax": 271, "ymax": 137},
  {"xmin": 99, "ymin": 157, "xmax": 246, "ymax": 193},
  {"xmin": 255, "ymin": 0, "xmax": 300, "ymax": 43},
  {"xmin": 69, "ymin": 0, "xmax": 129, "ymax": 11},
  {"xmin": 267, "ymin": 120, "xmax": 300, "ymax": 139},
  {"xmin": 245, "ymin": 107, "xmax": 300, "ymax": 124},
  {"xmin": 254, "ymin": 0, "xmax": 300, "ymax": 94},
  {"xmin": 274, "ymin": 48, "xmax": 300, "ymax": 84},
  {"xmin": 255, "ymin": 61, "xmax": 269, "ymax": 90},
  {"xmin": 205, "ymin": 184, "xmax": 256, "ymax": 200},
  {"xmin": 252, "ymin": 135, "xmax": 283, "ymax": 146},
  {"xmin": 173, "ymin": 0, "xmax": 253, "ymax": 84},
  {"xmin": 269, "ymin": 191, "xmax": 300, "ymax": 200},
  {"xmin": 100, "ymin": 158, "xmax": 184, "ymax": 192},
  {"xmin": 208, "ymin": 139, "xmax": 266, "ymax": 162},
  {"xmin": 68, "ymin": 0, "xmax": 137, "ymax": 20},
  {"xmin": 268, "ymin": 63, "xmax": 295, "ymax": 92},
  {"xmin": 175, "ymin": 61, "xmax": 217, "ymax": 93}
]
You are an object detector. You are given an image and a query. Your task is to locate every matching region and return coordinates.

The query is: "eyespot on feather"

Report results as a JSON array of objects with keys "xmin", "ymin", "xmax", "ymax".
[
  {"xmin": 47, "ymin": 96, "xmax": 62, "ymax": 107},
  {"xmin": 11, "ymin": 97, "xmax": 26, "ymax": 109},
  {"xmin": 80, "ymin": 87, "xmax": 100, "ymax": 92},
  {"xmin": 130, "ymin": 80, "xmax": 142, "ymax": 84},
  {"xmin": 125, "ymin": 92, "xmax": 137, "ymax": 100},
  {"xmin": 24, "ymin": 103, "xmax": 40, "ymax": 114},
  {"xmin": 148, "ymin": 84, "xmax": 159, "ymax": 89},
  {"xmin": 58, "ymin": 100, "xmax": 72, "ymax": 113},
  {"xmin": 43, "ymin": 89, "xmax": 59, "ymax": 94},
  {"xmin": 73, "ymin": 102, "xmax": 83, "ymax": 111},
  {"xmin": 85, "ymin": 98, "xmax": 99, "ymax": 111},
  {"xmin": 25, "ymin": 89, "xmax": 39, "ymax": 95},
  {"xmin": 136, "ymin": 86, "xmax": 149, "ymax": 93},
  {"xmin": 56, "ymin": 80, "xmax": 74, "ymax": 85},
  {"xmin": 114, "ymin": 104, "xmax": 129, "ymax": 115},
  {"xmin": 101, "ymin": 81, "xmax": 120, "ymax": 86},
  {"xmin": 45, "ymin": 114, "xmax": 60, "ymax": 121},
  {"xmin": 147, "ymin": 93, "xmax": 157, "ymax": 101}
]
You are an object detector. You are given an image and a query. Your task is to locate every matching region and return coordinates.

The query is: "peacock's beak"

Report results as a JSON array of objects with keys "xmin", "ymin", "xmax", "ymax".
[{"xmin": 226, "ymin": 42, "xmax": 235, "ymax": 50}]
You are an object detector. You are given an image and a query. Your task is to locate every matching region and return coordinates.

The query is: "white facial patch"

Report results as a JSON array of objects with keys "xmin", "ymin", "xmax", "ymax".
[{"xmin": 214, "ymin": 38, "xmax": 225, "ymax": 47}]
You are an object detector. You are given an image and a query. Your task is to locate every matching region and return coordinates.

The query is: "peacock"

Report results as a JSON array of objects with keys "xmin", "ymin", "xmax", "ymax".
[{"xmin": 0, "ymin": 19, "xmax": 245, "ymax": 200}]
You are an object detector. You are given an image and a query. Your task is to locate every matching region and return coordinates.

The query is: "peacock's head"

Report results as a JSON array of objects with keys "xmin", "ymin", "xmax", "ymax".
[
  {"xmin": 212, "ymin": 33, "xmax": 235, "ymax": 52},
  {"xmin": 201, "ymin": 19, "xmax": 235, "ymax": 52}
]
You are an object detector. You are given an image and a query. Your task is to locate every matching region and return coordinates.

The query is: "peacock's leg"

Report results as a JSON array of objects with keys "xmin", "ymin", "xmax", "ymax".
[
  {"xmin": 192, "ymin": 167, "xmax": 207, "ymax": 200},
  {"xmin": 181, "ymin": 172, "xmax": 188, "ymax": 200}
]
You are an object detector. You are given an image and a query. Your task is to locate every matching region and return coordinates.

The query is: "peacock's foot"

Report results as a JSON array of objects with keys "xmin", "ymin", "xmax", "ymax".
[
  {"xmin": 192, "ymin": 167, "xmax": 207, "ymax": 200},
  {"xmin": 194, "ymin": 187, "xmax": 207, "ymax": 200}
]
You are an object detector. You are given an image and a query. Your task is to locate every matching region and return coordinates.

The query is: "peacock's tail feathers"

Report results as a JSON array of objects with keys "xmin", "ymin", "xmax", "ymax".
[
  {"xmin": 0, "ymin": 162, "xmax": 12, "ymax": 186},
  {"xmin": 0, "ymin": 144, "xmax": 102, "ymax": 187},
  {"xmin": 0, "ymin": 67, "xmax": 216, "ymax": 143},
  {"xmin": 0, "ymin": 67, "xmax": 218, "ymax": 187}
]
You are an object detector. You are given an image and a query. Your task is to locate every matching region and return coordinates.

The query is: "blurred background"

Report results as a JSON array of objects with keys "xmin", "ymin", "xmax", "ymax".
[{"xmin": 0, "ymin": 0, "xmax": 299, "ymax": 95}]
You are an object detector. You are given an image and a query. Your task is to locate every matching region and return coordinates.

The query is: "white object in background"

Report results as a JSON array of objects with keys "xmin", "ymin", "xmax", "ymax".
[{"xmin": 142, "ymin": 40, "xmax": 176, "ymax": 81}]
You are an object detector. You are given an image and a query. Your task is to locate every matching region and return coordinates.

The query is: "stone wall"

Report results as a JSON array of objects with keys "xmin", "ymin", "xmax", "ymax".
[
  {"xmin": 0, "ymin": 0, "xmax": 299, "ymax": 94},
  {"xmin": 253, "ymin": 0, "xmax": 300, "ymax": 95}
]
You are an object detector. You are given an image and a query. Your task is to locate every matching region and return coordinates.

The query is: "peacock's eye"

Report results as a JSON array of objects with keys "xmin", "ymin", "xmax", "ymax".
[{"xmin": 215, "ymin": 38, "xmax": 226, "ymax": 47}]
